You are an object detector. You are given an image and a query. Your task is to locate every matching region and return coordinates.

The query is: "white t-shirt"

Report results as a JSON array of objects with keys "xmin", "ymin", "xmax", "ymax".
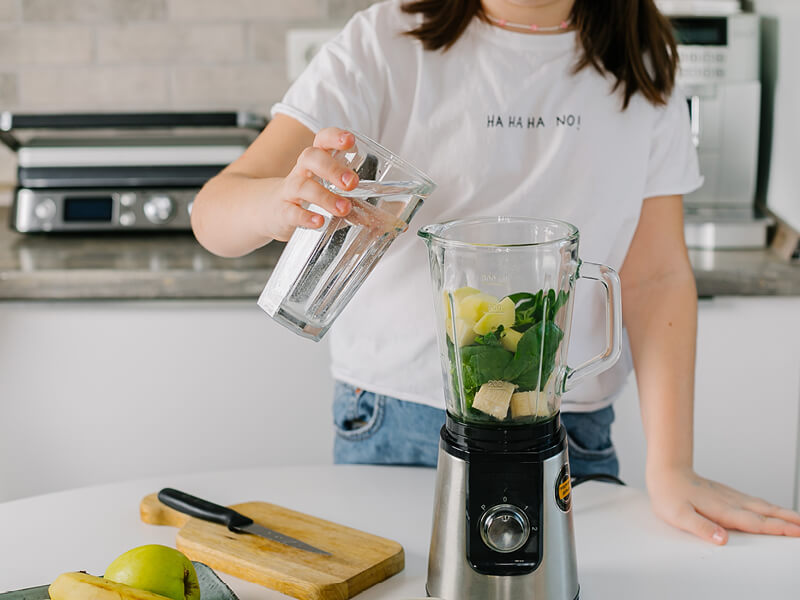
[{"xmin": 272, "ymin": 0, "xmax": 703, "ymax": 412}]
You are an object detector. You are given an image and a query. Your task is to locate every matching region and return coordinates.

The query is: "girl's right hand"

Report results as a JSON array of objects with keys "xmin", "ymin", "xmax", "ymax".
[{"xmin": 265, "ymin": 127, "xmax": 360, "ymax": 242}]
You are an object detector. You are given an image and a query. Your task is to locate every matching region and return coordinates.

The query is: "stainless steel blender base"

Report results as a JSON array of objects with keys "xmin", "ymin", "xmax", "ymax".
[
  {"xmin": 426, "ymin": 443, "xmax": 579, "ymax": 600},
  {"xmin": 425, "ymin": 586, "xmax": 580, "ymax": 599}
]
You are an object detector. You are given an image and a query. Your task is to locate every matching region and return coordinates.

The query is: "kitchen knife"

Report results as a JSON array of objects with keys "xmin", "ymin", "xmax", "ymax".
[
  {"xmin": 157, "ymin": 488, "xmax": 331, "ymax": 556},
  {"xmin": 0, "ymin": 585, "xmax": 50, "ymax": 600}
]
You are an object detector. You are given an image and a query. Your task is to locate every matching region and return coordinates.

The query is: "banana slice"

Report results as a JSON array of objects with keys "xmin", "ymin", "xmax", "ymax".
[
  {"xmin": 510, "ymin": 391, "xmax": 535, "ymax": 418},
  {"xmin": 49, "ymin": 572, "xmax": 172, "ymax": 600},
  {"xmin": 510, "ymin": 387, "xmax": 556, "ymax": 419},
  {"xmin": 472, "ymin": 380, "xmax": 516, "ymax": 420}
]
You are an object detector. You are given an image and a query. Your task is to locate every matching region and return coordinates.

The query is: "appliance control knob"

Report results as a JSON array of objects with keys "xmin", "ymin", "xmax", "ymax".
[
  {"xmin": 143, "ymin": 194, "xmax": 175, "ymax": 224},
  {"xmin": 479, "ymin": 504, "xmax": 530, "ymax": 553},
  {"xmin": 119, "ymin": 211, "xmax": 136, "ymax": 227},
  {"xmin": 34, "ymin": 198, "xmax": 57, "ymax": 221}
]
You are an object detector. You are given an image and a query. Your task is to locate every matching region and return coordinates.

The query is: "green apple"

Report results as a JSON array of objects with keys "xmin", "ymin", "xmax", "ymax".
[{"xmin": 104, "ymin": 544, "xmax": 200, "ymax": 600}]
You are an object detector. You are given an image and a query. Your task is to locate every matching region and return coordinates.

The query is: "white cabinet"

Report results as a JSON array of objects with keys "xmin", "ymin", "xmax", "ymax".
[
  {"xmin": 612, "ymin": 296, "xmax": 800, "ymax": 509},
  {"xmin": 3, "ymin": 296, "xmax": 798, "ymax": 508},
  {"xmin": 0, "ymin": 301, "xmax": 335, "ymax": 503}
]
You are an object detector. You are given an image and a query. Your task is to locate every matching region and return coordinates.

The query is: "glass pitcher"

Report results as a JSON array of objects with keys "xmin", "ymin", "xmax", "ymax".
[
  {"xmin": 418, "ymin": 217, "xmax": 622, "ymax": 425},
  {"xmin": 258, "ymin": 131, "xmax": 436, "ymax": 341}
]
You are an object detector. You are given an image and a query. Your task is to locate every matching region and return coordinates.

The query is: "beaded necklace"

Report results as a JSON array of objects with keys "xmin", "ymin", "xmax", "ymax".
[{"xmin": 486, "ymin": 13, "xmax": 570, "ymax": 33}]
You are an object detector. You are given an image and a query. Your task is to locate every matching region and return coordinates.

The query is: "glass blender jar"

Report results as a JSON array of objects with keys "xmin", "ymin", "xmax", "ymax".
[
  {"xmin": 419, "ymin": 216, "xmax": 622, "ymax": 426},
  {"xmin": 419, "ymin": 217, "xmax": 622, "ymax": 600}
]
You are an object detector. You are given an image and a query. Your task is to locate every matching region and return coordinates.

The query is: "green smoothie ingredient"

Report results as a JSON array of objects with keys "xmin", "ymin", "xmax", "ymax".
[{"xmin": 444, "ymin": 286, "xmax": 568, "ymax": 421}]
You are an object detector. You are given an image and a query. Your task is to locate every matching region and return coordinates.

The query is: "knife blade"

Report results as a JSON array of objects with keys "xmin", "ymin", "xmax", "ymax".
[
  {"xmin": 0, "ymin": 584, "xmax": 50, "ymax": 600},
  {"xmin": 157, "ymin": 488, "xmax": 331, "ymax": 556}
]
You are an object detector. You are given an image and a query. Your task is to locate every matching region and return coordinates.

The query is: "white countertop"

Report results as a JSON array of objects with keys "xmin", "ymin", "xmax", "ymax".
[{"xmin": 0, "ymin": 465, "xmax": 797, "ymax": 599}]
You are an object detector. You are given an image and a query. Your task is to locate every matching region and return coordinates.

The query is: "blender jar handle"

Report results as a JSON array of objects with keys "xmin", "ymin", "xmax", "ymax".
[{"xmin": 563, "ymin": 261, "xmax": 623, "ymax": 392}]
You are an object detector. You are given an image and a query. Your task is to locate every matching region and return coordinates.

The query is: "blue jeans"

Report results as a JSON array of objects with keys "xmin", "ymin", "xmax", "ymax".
[{"xmin": 333, "ymin": 382, "xmax": 619, "ymax": 478}]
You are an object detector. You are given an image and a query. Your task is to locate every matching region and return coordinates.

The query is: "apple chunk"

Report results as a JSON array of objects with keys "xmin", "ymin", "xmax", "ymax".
[
  {"xmin": 501, "ymin": 328, "xmax": 523, "ymax": 352},
  {"xmin": 444, "ymin": 287, "xmax": 482, "ymax": 347},
  {"xmin": 442, "ymin": 286, "xmax": 481, "ymax": 323},
  {"xmin": 456, "ymin": 292, "xmax": 499, "ymax": 324},
  {"xmin": 446, "ymin": 316, "xmax": 477, "ymax": 347},
  {"xmin": 473, "ymin": 296, "xmax": 516, "ymax": 335}
]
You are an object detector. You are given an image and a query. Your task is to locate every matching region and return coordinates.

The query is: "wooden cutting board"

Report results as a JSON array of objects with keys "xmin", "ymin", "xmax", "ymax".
[{"xmin": 139, "ymin": 493, "xmax": 404, "ymax": 600}]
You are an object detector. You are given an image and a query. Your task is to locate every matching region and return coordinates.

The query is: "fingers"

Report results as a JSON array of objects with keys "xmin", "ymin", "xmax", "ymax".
[
  {"xmin": 296, "ymin": 177, "xmax": 352, "ymax": 217},
  {"xmin": 314, "ymin": 127, "xmax": 356, "ymax": 152},
  {"xmin": 718, "ymin": 509, "xmax": 800, "ymax": 536},
  {"xmin": 294, "ymin": 145, "xmax": 359, "ymax": 193},
  {"xmin": 692, "ymin": 489, "xmax": 800, "ymax": 537},
  {"xmin": 277, "ymin": 177, "xmax": 354, "ymax": 237},
  {"xmin": 742, "ymin": 498, "xmax": 800, "ymax": 527},
  {"xmin": 272, "ymin": 132, "xmax": 359, "ymax": 239},
  {"xmin": 716, "ymin": 503, "xmax": 800, "ymax": 537},
  {"xmin": 671, "ymin": 505, "xmax": 728, "ymax": 545},
  {"xmin": 279, "ymin": 202, "xmax": 325, "ymax": 234}
]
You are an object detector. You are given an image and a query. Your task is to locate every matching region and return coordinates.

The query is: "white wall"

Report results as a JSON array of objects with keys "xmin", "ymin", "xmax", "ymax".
[{"xmin": 0, "ymin": 301, "xmax": 334, "ymax": 502}]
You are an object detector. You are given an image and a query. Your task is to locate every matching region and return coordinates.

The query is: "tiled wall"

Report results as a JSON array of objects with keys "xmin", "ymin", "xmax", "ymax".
[{"xmin": 0, "ymin": 0, "xmax": 378, "ymax": 202}]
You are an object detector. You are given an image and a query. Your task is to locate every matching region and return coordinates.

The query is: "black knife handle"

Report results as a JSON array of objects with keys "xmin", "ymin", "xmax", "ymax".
[{"xmin": 157, "ymin": 488, "xmax": 253, "ymax": 531}]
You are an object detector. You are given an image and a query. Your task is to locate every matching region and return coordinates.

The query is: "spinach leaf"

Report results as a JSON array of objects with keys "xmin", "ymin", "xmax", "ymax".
[
  {"xmin": 512, "ymin": 288, "xmax": 569, "ymax": 331},
  {"xmin": 474, "ymin": 325, "xmax": 505, "ymax": 347},
  {"xmin": 503, "ymin": 320, "xmax": 564, "ymax": 391},
  {"xmin": 512, "ymin": 290, "xmax": 543, "ymax": 331},
  {"xmin": 547, "ymin": 290, "xmax": 569, "ymax": 322},
  {"xmin": 508, "ymin": 292, "xmax": 537, "ymax": 304},
  {"xmin": 461, "ymin": 344, "xmax": 514, "ymax": 388},
  {"xmin": 448, "ymin": 338, "xmax": 477, "ymax": 410}
]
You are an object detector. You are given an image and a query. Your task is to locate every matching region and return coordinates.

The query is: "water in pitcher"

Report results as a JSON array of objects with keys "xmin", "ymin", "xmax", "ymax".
[{"xmin": 262, "ymin": 180, "xmax": 419, "ymax": 339}]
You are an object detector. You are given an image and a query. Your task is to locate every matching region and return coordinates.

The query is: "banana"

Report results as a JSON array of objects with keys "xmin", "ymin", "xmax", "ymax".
[
  {"xmin": 510, "ymin": 391, "xmax": 535, "ymax": 418},
  {"xmin": 472, "ymin": 380, "xmax": 516, "ymax": 419},
  {"xmin": 510, "ymin": 384, "xmax": 556, "ymax": 419},
  {"xmin": 49, "ymin": 572, "xmax": 172, "ymax": 600}
]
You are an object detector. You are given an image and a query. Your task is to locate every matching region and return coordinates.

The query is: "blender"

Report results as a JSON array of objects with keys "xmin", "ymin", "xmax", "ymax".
[{"xmin": 418, "ymin": 217, "xmax": 622, "ymax": 600}]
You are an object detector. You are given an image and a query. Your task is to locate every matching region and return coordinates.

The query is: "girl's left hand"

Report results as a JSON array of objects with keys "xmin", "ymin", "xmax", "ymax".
[{"xmin": 646, "ymin": 466, "xmax": 800, "ymax": 544}]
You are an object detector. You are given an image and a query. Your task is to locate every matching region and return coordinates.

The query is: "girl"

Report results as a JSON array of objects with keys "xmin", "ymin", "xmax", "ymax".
[{"xmin": 190, "ymin": 0, "xmax": 800, "ymax": 544}]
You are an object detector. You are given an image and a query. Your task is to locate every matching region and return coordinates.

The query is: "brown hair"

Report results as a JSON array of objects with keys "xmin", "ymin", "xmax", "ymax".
[{"xmin": 401, "ymin": 0, "xmax": 678, "ymax": 109}]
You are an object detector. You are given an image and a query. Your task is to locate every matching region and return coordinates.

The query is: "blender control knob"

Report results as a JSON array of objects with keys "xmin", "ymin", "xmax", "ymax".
[
  {"xmin": 480, "ymin": 504, "xmax": 530, "ymax": 553},
  {"xmin": 143, "ymin": 194, "xmax": 175, "ymax": 224}
]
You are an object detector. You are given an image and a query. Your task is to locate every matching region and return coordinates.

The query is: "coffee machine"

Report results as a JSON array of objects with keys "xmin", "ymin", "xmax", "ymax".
[
  {"xmin": 665, "ymin": 11, "xmax": 773, "ymax": 248},
  {"xmin": 419, "ymin": 217, "xmax": 622, "ymax": 600}
]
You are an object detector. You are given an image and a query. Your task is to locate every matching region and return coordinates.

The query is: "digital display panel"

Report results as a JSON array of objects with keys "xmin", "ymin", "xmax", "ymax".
[
  {"xmin": 63, "ymin": 197, "xmax": 113, "ymax": 222},
  {"xmin": 671, "ymin": 17, "xmax": 728, "ymax": 46}
]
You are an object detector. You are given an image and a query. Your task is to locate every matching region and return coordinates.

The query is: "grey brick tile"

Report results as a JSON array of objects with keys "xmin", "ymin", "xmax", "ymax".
[
  {"xmin": 171, "ymin": 64, "xmax": 287, "ymax": 111},
  {"xmin": 20, "ymin": 66, "xmax": 170, "ymax": 109},
  {"xmin": 22, "ymin": 0, "xmax": 166, "ymax": 22},
  {"xmin": 168, "ymin": 0, "xmax": 322, "ymax": 21},
  {"xmin": 97, "ymin": 23, "xmax": 245, "ymax": 63},
  {"xmin": 0, "ymin": 26, "xmax": 92, "ymax": 64},
  {"xmin": 0, "ymin": 0, "xmax": 21, "ymax": 21}
]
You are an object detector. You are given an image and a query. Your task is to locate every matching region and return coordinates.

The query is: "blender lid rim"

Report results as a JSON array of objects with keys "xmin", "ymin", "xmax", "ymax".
[{"xmin": 417, "ymin": 216, "xmax": 579, "ymax": 248}]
